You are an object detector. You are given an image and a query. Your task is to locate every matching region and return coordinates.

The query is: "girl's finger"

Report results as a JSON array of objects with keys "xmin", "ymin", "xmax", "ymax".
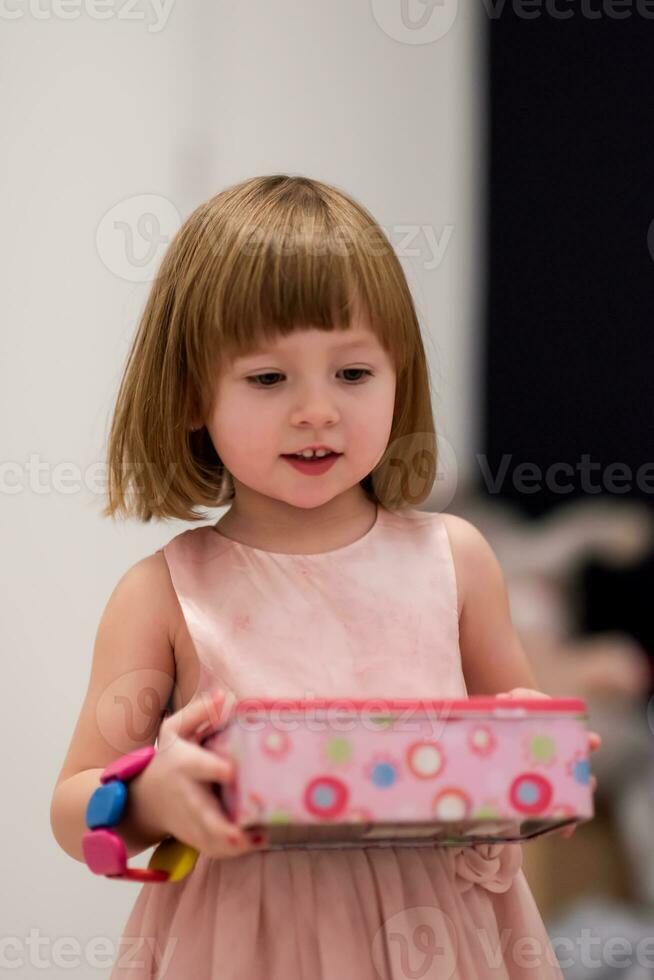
[
  {"xmin": 183, "ymin": 743, "xmax": 236, "ymax": 783},
  {"xmin": 196, "ymin": 793, "xmax": 267, "ymax": 853},
  {"xmin": 588, "ymin": 731, "xmax": 602, "ymax": 751},
  {"xmin": 165, "ymin": 689, "xmax": 229, "ymax": 740},
  {"xmin": 186, "ymin": 784, "xmax": 252, "ymax": 850},
  {"xmin": 498, "ymin": 688, "xmax": 550, "ymax": 699}
]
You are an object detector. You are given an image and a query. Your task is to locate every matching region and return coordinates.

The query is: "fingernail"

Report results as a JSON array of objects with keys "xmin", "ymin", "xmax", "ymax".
[{"xmin": 248, "ymin": 832, "xmax": 266, "ymax": 846}]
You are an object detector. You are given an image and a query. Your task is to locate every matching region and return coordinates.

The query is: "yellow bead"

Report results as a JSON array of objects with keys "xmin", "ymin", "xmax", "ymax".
[{"xmin": 148, "ymin": 839, "xmax": 199, "ymax": 882}]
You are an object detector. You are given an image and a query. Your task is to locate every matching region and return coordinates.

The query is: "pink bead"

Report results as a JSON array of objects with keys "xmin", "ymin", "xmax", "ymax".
[
  {"xmin": 82, "ymin": 829, "xmax": 127, "ymax": 875},
  {"xmin": 100, "ymin": 746, "xmax": 155, "ymax": 784}
]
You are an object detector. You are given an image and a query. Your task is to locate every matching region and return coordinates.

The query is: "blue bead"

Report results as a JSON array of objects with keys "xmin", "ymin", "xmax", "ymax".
[{"xmin": 85, "ymin": 780, "xmax": 127, "ymax": 829}]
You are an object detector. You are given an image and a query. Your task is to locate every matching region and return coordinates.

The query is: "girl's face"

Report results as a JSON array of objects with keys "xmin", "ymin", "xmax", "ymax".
[{"xmin": 203, "ymin": 319, "xmax": 397, "ymax": 512}]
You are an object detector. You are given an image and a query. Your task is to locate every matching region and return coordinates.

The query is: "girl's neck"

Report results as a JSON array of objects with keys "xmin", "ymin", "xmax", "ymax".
[{"xmin": 213, "ymin": 490, "xmax": 378, "ymax": 555}]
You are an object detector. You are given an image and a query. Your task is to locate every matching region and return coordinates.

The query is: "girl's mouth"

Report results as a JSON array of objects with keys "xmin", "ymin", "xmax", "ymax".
[{"xmin": 281, "ymin": 453, "xmax": 342, "ymax": 475}]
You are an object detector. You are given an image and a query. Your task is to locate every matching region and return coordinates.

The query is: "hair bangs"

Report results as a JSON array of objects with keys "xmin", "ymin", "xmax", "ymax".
[{"xmin": 103, "ymin": 174, "xmax": 436, "ymax": 522}]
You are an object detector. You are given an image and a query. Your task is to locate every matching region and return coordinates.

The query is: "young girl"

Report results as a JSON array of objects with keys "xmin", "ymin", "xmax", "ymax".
[{"xmin": 51, "ymin": 174, "xmax": 599, "ymax": 979}]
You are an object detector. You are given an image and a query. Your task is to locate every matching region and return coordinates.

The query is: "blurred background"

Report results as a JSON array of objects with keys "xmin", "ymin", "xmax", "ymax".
[
  {"xmin": 430, "ymin": 8, "xmax": 654, "ymax": 977},
  {"xmin": 3, "ymin": 1, "xmax": 654, "ymax": 976}
]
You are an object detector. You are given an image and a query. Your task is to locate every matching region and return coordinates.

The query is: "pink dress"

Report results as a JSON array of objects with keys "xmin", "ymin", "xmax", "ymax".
[{"xmin": 110, "ymin": 504, "xmax": 564, "ymax": 979}]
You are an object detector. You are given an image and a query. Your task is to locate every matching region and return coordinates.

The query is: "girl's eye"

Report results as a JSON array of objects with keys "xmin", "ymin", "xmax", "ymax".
[
  {"xmin": 341, "ymin": 368, "xmax": 373, "ymax": 383},
  {"xmin": 245, "ymin": 372, "xmax": 284, "ymax": 388},
  {"xmin": 245, "ymin": 369, "xmax": 373, "ymax": 388}
]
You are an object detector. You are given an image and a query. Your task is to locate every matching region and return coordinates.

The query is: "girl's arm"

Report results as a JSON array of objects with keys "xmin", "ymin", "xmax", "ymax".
[
  {"xmin": 441, "ymin": 512, "xmax": 601, "ymax": 837},
  {"xmin": 49, "ymin": 554, "xmax": 177, "ymax": 862},
  {"xmin": 440, "ymin": 514, "xmax": 540, "ymax": 695}
]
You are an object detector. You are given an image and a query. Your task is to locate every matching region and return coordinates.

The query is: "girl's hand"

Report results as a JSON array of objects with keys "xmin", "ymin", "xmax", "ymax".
[
  {"xmin": 128, "ymin": 688, "xmax": 266, "ymax": 859},
  {"xmin": 496, "ymin": 688, "xmax": 601, "ymax": 841}
]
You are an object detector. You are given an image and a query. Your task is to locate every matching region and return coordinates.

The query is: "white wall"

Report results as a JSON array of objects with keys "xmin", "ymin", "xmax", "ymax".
[{"xmin": 0, "ymin": 1, "xmax": 483, "ymax": 974}]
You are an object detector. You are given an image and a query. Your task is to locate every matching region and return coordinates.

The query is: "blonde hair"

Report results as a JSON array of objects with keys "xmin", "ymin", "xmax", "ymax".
[{"xmin": 102, "ymin": 174, "xmax": 437, "ymax": 523}]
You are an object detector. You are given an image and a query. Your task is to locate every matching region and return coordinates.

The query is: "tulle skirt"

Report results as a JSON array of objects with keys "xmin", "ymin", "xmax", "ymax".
[{"xmin": 109, "ymin": 841, "xmax": 564, "ymax": 979}]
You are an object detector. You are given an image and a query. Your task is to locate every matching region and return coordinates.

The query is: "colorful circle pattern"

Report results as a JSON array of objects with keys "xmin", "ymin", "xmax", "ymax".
[
  {"xmin": 527, "ymin": 734, "xmax": 556, "ymax": 764},
  {"xmin": 509, "ymin": 772, "xmax": 553, "ymax": 815},
  {"xmin": 572, "ymin": 758, "xmax": 591, "ymax": 785},
  {"xmin": 468, "ymin": 725, "xmax": 496, "ymax": 757},
  {"xmin": 260, "ymin": 730, "xmax": 291, "ymax": 758},
  {"xmin": 406, "ymin": 741, "xmax": 445, "ymax": 779},
  {"xmin": 304, "ymin": 776, "xmax": 349, "ymax": 819},
  {"xmin": 432, "ymin": 787, "xmax": 472, "ymax": 820},
  {"xmin": 326, "ymin": 737, "xmax": 353, "ymax": 764},
  {"xmin": 371, "ymin": 760, "xmax": 398, "ymax": 788}
]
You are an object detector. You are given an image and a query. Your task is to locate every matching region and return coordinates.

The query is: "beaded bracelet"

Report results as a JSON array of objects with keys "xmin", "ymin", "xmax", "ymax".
[{"xmin": 82, "ymin": 746, "xmax": 199, "ymax": 883}]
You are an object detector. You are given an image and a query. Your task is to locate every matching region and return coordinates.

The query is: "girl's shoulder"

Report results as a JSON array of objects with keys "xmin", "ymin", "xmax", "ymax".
[
  {"xmin": 429, "ymin": 512, "xmax": 494, "ymax": 621},
  {"xmin": 437, "ymin": 511, "xmax": 485, "ymax": 554},
  {"xmin": 117, "ymin": 549, "xmax": 180, "ymax": 650},
  {"xmin": 124, "ymin": 548, "xmax": 201, "ymax": 707},
  {"xmin": 437, "ymin": 511, "xmax": 513, "ymax": 625},
  {"xmin": 382, "ymin": 508, "xmax": 483, "ymax": 621},
  {"xmin": 113, "ymin": 547, "xmax": 191, "ymax": 661}
]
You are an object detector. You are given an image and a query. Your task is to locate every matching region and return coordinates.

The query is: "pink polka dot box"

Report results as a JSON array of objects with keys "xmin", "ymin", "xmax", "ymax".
[{"xmin": 201, "ymin": 696, "xmax": 593, "ymax": 850}]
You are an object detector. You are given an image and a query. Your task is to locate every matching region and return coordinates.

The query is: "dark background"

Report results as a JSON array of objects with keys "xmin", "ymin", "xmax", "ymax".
[
  {"xmin": 482, "ymin": 8, "xmax": 654, "ymax": 671},
  {"xmin": 482, "ymin": 7, "xmax": 654, "ymax": 521}
]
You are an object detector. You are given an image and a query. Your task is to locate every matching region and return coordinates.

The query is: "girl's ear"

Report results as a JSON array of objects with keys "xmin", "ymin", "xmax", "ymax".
[{"xmin": 189, "ymin": 409, "xmax": 205, "ymax": 431}]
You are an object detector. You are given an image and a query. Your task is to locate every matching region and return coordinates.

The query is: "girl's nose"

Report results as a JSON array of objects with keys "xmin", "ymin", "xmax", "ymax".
[{"xmin": 290, "ymin": 389, "xmax": 341, "ymax": 428}]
